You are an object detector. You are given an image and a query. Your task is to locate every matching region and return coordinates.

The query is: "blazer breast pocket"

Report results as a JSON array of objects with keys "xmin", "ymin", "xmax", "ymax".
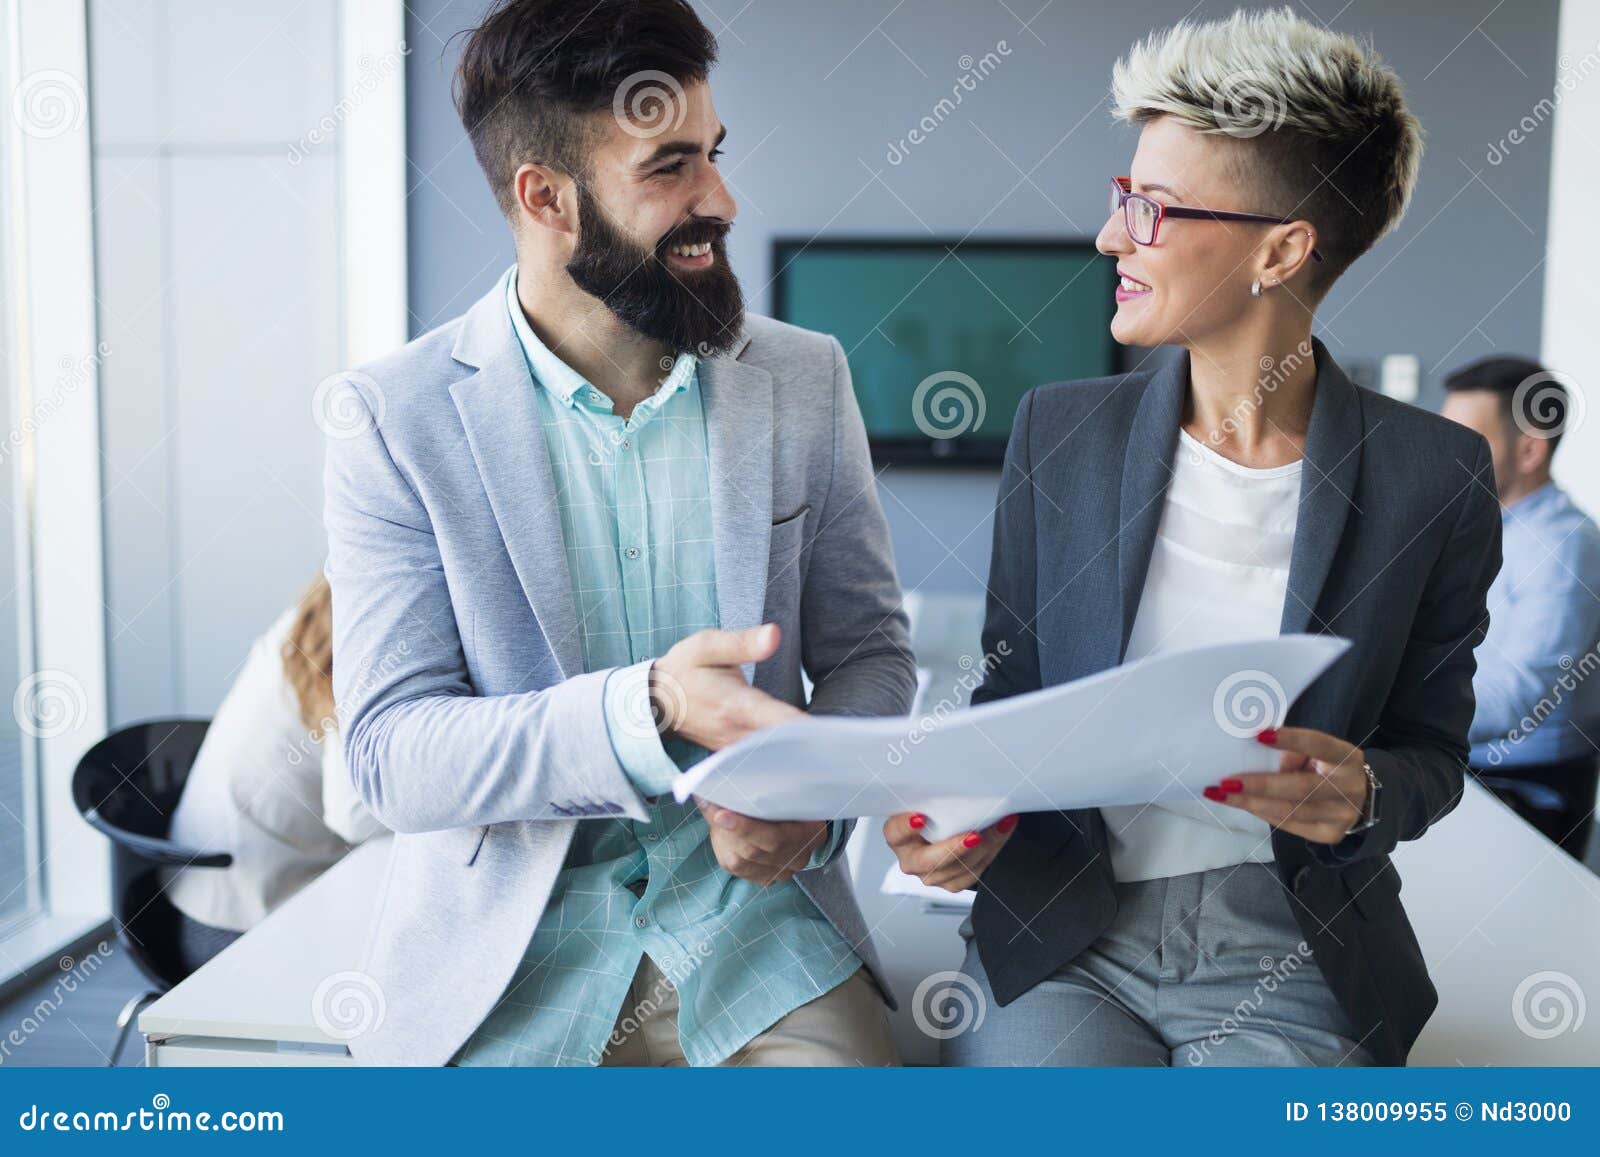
[{"xmin": 765, "ymin": 505, "xmax": 812, "ymax": 618}]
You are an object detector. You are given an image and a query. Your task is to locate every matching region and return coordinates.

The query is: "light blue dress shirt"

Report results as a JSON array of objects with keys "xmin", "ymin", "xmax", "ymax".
[
  {"xmin": 455, "ymin": 268, "xmax": 856, "ymax": 1067},
  {"xmin": 1470, "ymin": 481, "xmax": 1600, "ymax": 768}
]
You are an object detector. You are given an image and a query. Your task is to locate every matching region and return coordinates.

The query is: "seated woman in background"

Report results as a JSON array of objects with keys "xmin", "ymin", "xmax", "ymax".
[{"xmin": 162, "ymin": 571, "xmax": 384, "ymax": 970}]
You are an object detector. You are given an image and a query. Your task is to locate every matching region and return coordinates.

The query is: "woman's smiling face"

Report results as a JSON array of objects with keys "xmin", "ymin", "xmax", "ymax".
[{"xmin": 1096, "ymin": 116, "xmax": 1292, "ymax": 349}]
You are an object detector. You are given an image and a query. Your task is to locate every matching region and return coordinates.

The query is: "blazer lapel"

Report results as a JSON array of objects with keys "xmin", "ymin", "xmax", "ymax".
[
  {"xmin": 1116, "ymin": 353, "xmax": 1186, "ymax": 659},
  {"xmin": 448, "ymin": 282, "xmax": 583, "ymax": 678},
  {"xmin": 1279, "ymin": 337, "xmax": 1364, "ymax": 636},
  {"xmin": 699, "ymin": 341, "xmax": 774, "ymax": 635}
]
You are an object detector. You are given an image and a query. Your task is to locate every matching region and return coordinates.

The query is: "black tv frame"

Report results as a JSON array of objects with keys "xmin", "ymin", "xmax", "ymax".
[{"xmin": 770, "ymin": 236, "xmax": 1123, "ymax": 467}]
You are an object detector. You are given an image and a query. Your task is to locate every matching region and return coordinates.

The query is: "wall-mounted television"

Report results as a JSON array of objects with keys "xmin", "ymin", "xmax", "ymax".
[{"xmin": 771, "ymin": 238, "xmax": 1120, "ymax": 466}]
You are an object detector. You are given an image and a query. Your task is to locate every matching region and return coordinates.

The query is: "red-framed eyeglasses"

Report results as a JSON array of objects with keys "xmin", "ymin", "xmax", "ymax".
[{"xmin": 1111, "ymin": 177, "xmax": 1323, "ymax": 262}]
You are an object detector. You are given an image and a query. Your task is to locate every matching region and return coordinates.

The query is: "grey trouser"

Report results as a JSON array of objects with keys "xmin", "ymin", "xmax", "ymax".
[{"xmin": 944, "ymin": 861, "xmax": 1375, "ymax": 1066}]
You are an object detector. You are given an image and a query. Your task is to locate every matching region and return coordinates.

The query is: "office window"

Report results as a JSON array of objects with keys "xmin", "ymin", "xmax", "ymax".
[
  {"xmin": 0, "ymin": 166, "xmax": 40, "ymax": 937},
  {"xmin": 0, "ymin": 0, "xmax": 111, "ymax": 974}
]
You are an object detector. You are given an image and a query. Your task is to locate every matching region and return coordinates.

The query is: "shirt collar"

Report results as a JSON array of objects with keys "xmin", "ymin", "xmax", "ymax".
[
  {"xmin": 1505, "ymin": 480, "xmax": 1560, "ymax": 520},
  {"xmin": 504, "ymin": 266, "xmax": 697, "ymax": 410}
]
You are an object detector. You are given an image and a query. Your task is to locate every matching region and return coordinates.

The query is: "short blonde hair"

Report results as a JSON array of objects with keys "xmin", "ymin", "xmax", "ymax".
[{"xmin": 1111, "ymin": 6, "xmax": 1422, "ymax": 288}]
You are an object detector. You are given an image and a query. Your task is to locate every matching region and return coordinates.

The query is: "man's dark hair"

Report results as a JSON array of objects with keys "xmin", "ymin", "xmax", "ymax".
[
  {"xmin": 1443, "ymin": 354, "xmax": 1567, "ymax": 450},
  {"xmin": 454, "ymin": 0, "xmax": 719, "ymax": 216}
]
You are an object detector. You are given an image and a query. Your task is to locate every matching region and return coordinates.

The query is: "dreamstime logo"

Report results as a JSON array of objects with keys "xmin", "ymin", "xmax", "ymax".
[
  {"xmin": 1510, "ymin": 370, "xmax": 1585, "ymax": 441},
  {"xmin": 911, "ymin": 371, "xmax": 985, "ymax": 440},
  {"xmin": 1487, "ymin": 38, "xmax": 1600, "ymax": 165},
  {"xmin": 0, "ymin": 340, "xmax": 110, "ymax": 468},
  {"xmin": 1512, "ymin": 971, "xmax": 1585, "ymax": 1040},
  {"xmin": 1212, "ymin": 669, "xmax": 1286, "ymax": 739},
  {"xmin": 612, "ymin": 666, "xmax": 686, "ymax": 742},
  {"xmin": 288, "ymin": 41, "xmax": 411, "ymax": 164},
  {"xmin": 613, "ymin": 71, "xmax": 687, "ymax": 139},
  {"xmin": 887, "ymin": 641, "xmax": 1010, "ymax": 768},
  {"xmin": 13, "ymin": 670, "xmax": 88, "ymax": 740},
  {"xmin": 313, "ymin": 370, "xmax": 385, "ymax": 440},
  {"xmin": 590, "ymin": 936, "xmax": 718, "ymax": 1063},
  {"xmin": 1207, "ymin": 340, "xmax": 1314, "ymax": 448},
  {"xmin": 11, "ymin": 70, "xmax": 86, "ymax": 139},
  {"xmin": 1184, "ymin": 942, "xmax": 1312, "ymax": 1064},
  {"xmin": 311, "ymin": 971, "xmax": 386, "ymax": 1041},
  {"xmin": 1483, "ymin": 643, "xmax": 1600, "ymax": 767},
  {"xmin": 1, "ymin": 941, "xmax": 115, "ymax": 1065},
  {"xmin": 885, "ymin": 40, "xmax": 1013, "ymax": 165},
  {"xmin": 911, "ymin": 970, "xmax": 986, "ymax": 1039},
  {"xmin": 1211, "ymin": 70, "xmax": 1286, "ymax": 139}
]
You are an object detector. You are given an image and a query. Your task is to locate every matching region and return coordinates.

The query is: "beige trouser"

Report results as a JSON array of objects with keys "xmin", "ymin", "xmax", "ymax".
[{"xmin": 597, "ymin": 953, "xmax": 901, "ymax": 1067}]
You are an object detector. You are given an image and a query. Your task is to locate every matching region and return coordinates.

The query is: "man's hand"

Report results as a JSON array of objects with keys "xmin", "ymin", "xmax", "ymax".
[
  {"xmin": 696, "ymin": 800, "xmax": 829, "ymax": 886},
  {"xmin": 651, "ymin": 624, "xmax": 802, "ymax": 751},
  {"xmin": 883, "ymin": 812, "xmax": 1019, "ymax": 893},
  {"xmin": 1206, "ymin": 726, "xmax": 1370, "ymax": 844}
]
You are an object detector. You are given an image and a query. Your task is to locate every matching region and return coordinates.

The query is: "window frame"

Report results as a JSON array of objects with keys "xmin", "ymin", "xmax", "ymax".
[{"xmin": 0, "ymin": 0, "xmax": 113, "ymax": 978}]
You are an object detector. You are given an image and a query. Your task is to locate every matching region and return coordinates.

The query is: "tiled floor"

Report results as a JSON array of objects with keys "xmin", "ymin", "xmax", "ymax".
[{"xmin": 0, "ymin": 933, "xmax": 150, "ymax": 1066}]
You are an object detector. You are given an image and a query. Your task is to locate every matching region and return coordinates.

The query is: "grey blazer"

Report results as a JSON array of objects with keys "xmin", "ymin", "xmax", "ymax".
[
  {"xmin": 322, "ymin": 280, "xmax": 916, "ymax": 1065},
  {"xmin": 968, "ymin": 338, "xmax": 1502, "ymax": 1066}
]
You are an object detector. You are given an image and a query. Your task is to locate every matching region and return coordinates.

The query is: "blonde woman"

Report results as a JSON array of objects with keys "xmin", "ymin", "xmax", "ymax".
[
  {"xmin": 163, "ymin": 573, "xmax": 383, "ymax": 969},
  {"xmin": 888, "ymin": 8, "xmax": 1500, "ymax": 1066}
]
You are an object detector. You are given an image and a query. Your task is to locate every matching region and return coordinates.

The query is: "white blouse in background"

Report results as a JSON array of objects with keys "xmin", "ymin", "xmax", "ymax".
[
  {"xmin": 163, "ymin": 605, "xmax": 383, "ymax": 931},
  {"xmin": 1100, "ymin": 429, "xmax": 1303, "ymax": 883}
]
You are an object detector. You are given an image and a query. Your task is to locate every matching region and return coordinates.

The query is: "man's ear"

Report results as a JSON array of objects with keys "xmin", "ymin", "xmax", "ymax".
[{"xmin": 512, "ymin": 162, "xmax": 577, "ymax": 236}]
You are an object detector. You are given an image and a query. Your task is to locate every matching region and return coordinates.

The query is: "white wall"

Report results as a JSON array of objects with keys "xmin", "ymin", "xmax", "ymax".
[
  {"xmin": 90, "ymin": 1, "xmax": 346, "ymax": 723},
  {"xmin": 1541, "ymin": 0, "xmax": 1600, "ymax": 512}
]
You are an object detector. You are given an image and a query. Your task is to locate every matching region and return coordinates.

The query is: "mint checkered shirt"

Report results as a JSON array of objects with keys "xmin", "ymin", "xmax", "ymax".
[{"xmin": 454, "ymin": 268, "xmax": 858, "ymax": 1067}]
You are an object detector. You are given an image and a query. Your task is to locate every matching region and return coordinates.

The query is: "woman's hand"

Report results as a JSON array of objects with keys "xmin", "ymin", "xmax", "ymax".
[
  {"xmin": 1207, "ymin": 727, "xmax": 1369, "ymax": 844},
  {"xmin": 883, "ymin": 812, "xmax": 1019, "ymax": 892}
]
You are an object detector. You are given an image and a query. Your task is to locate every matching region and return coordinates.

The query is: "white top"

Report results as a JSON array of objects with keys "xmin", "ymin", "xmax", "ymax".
[
  {"xmin": 163, "ymin": 606, "xmax": 384, "ymax": 931},
  {"xmin": 1101, "ymin": 430, "xmax": 1303, "ymax": 882}
]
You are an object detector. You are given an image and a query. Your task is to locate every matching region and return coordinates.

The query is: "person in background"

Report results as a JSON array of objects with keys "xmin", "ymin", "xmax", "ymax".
[
  {"xmin": 162, "ymin": 572, "xmax": 384, "ymax": 971},
  {"xmin": 1442, "ymin": 357, "xmax": 1600, "ymax": 858}
]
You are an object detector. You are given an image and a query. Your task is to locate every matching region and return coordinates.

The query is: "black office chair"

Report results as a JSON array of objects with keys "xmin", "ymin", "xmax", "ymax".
[
  {"xmin": 1474, "ymin": 756, "xmax": 1599, "ymax": 859},
  {"xmin": 71, "ymin": 717, "xmax": 232, "ymax": 1064}
]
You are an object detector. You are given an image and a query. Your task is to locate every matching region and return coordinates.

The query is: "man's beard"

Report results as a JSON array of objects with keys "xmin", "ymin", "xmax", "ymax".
[{"xmin": 566, "ymin": 185, "xmax": 745, "ymax": 358}]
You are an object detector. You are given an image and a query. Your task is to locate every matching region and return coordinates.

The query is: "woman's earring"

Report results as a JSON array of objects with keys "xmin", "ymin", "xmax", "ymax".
[{"xmin": 1250, "ymin": 279, "xmax": 1262, "ymax": 298}]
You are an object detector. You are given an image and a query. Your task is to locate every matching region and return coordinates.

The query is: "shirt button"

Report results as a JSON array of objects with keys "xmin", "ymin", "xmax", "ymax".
[
  {"xmin": 620, "ymin": 439, "xmax": 631, "ymax": 451},
  {"xmin": 588, "ymin": 389, "xmax": 603, "ymax": 403},
  {"xmin": 635, "ymin": 915, "xmax": 648, "ymax": 928},
  {"xmin": 625, "ymin": 547, "xmax": 640, "ymax": 559}
]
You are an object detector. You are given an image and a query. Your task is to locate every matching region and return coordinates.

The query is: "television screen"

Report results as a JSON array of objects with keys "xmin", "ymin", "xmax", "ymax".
[{"xmin": 771, "ymin": 239, "xmax": 1119, "ymax": 465}]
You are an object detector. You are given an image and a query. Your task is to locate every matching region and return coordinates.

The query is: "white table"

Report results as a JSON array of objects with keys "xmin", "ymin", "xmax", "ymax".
[
  {"xmin": 1398, "ymin": 781, "xmax": 1599, "ymax": 1064},
  {"xmin": 141, "ymin": 838, "xmax": 392, "ymax": 1066},
  {"xmin": 143, "ymin": 784, "xmax": 1599, "ymax": 1066}
]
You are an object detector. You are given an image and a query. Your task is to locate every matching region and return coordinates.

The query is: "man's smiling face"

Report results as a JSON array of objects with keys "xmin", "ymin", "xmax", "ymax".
[{"xmin": 564, "ymin": 79, "xmax": 745, "ymax": 356}]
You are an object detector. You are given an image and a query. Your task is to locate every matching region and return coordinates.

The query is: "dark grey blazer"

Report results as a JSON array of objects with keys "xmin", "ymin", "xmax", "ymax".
[{"xmin": 969, "ymin": 337, "xmax": 1502, "ymax": 1066}]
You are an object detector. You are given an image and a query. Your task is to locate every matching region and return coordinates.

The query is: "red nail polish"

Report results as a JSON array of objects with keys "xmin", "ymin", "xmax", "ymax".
[
  {"xmin": 1203, "ymin": 786, "xmax": 1227, "ymax": 802},
  {"xmin": 1257, "ymin": 728, "xmax": 1279, "ymax": 745},
  {"xmin": 997, "ymin": 814, "xmax": 1019, "ymax": 834},
  {"xmin": 1221, "ymin": 778, "xmax": 1243, "ymax": 793},
  {"xmin": 908, "ymin": 813, "xmax": 926, "ymax": 830},
  {"xmin": 962, "ymin": 832, "xmax": 982, "ymax": 848}
]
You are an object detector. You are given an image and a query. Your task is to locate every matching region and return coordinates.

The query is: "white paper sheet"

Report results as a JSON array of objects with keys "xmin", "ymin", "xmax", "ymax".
[
  {"xmin": 879, "ymin": 863, "xmax": 975, "ymax": 907},
  {"xmin": 673, "ymin": 634, "xmax": 1351, "ymax": 841}
]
